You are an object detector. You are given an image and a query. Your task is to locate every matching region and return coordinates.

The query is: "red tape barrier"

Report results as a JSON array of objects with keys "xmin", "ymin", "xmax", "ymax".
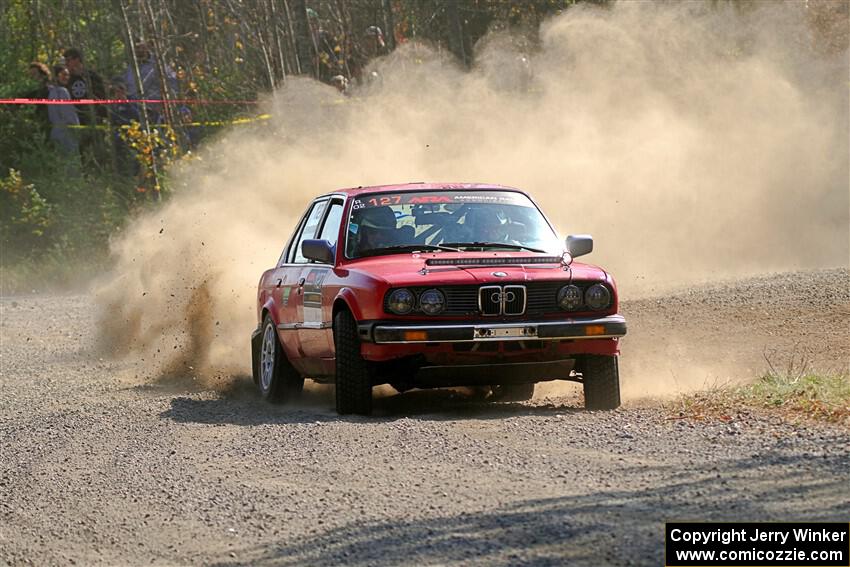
[{"xmin": 0, "ymin": 98, "xmax": 259, "ymax": 105}]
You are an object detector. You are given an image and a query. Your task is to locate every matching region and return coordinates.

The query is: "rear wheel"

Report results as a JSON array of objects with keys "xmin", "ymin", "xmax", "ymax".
[
  {"xmin": 334, "ymin": 310, "xmax": 373, "ymax": 415},
  {"xmin": 491, "ymin": 383, "xmax": 535, "ymax": 402},
  {"xmin": 258, "ymin": 315, "xmax": 304, "ymax": 402},
  {"xmin": 581, "ymin": 355, "xmax": 621, "ymax": 410}
]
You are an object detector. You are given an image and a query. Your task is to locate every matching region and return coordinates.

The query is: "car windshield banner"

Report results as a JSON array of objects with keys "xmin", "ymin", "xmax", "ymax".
[{"xmin": 351, "ymin": 191, "xmax": 531, "ymax": 210}]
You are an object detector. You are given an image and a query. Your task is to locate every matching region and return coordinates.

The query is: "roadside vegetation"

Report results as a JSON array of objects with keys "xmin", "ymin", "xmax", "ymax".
[
  {"xmin": 0, "ymin": 0, "xmax": 587, "ymax": 293},
  {"xmin": 675, "ymin": 357, "xmax": 850, "ymax": 425},
  {"xmin": 1, "ymin": 0, "xmax": 846, "ymax": 294}
]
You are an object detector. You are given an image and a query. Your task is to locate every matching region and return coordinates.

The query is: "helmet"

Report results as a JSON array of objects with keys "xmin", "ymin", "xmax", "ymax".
[
  {"xmin": 351, "ymin": 206, "xmax": 397, "ymax": 254},
  {"xmin": 354, "ymin": 205, "xmax": 396, "ymax": 230},
  {"xmin": 464, "ymin": 207, "xmax": 504, "ymax": 241},
  {"xmin": 465, "ymin": 207, "xmax": 501, "ymax": 229}
]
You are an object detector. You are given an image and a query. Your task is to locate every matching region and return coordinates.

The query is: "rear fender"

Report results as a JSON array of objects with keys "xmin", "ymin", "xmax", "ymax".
[
  {"xmin": 252, "ymin": 301, "xmax": 277, "ymax": 384},
  {"xmin": 251, "ymin": 325, "xmax": 263, "ymax": 384}
]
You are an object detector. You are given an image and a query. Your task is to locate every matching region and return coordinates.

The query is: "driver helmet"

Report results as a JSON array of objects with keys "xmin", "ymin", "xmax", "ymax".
[
  {"xmin": 464, "ymin": 207, "xmax": 504, "ymax": 241},
  {"xmin": 352, "ymin": 206, "xmax": 397, "ymax": 250}
]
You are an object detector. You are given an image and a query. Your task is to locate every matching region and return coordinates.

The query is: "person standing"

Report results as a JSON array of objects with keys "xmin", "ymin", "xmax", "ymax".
[
  {"xmin": 53, "ymin": 64, "xmax": 71, "ymax": 88},
  {"xmin": 45, "ymin": 65, "xmax": 80, "ymax": 164},
  {"xmin": 350, "ymin": 26, "xmax": 387, "ymax": 85},
  {"xmin": 25, "ymin": 62, "xmax": 51, "ymax": 141},
  {"xmin": 62, "ymin": 48, "xmax": 106, "ymax": 125},
  {"xmin": 107, "ymin": 77, "xmax": 140, "ymax": 176},
  {"xmin": 63, "ymin": 48, "xmax": 106, "ymax": 170},
  {"xmin": 123, "ymin": 41, "xmax": 177, "ymax": 125}
]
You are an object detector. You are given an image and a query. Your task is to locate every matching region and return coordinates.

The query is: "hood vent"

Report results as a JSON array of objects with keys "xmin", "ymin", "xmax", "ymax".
[{"xmin": 425, "ymin": 256, "xmax": 562, "ymax": 266}]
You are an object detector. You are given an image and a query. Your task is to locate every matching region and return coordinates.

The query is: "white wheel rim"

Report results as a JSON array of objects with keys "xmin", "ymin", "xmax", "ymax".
[{"xmin": 260, "ymin": 323, "xmax": 275, "ymax": 391}]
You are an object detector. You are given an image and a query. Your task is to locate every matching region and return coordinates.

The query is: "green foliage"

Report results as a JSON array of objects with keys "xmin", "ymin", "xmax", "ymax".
[
  {"xmin": 678, "ymin": 362, "xmax": 850, "ymax": 424},
  {"xmin": 741, "ymin": 370, "xmax": 850, "ymax": 418},
  {"xmin": 1, "ymin": 159, "xmax": 129, "ymax": 292},
  {"xmin": 0, "ymin": 169, "xmax": 55, "ymax": 259}
]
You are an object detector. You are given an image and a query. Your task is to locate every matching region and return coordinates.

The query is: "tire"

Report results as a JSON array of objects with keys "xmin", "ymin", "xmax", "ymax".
[
  {"xmin": 257, "ymin": 315, "xmax": 304, "ymax": 402},
  {"xmin": 581, "ymin": 355, "xmax": 621, "ymax": 410},
  {"xmin": 334, "ymin": 310, "xmax": 373, "ymax": 415},
  {"xmin": 491, "ymin": 383, "xmax": 535, "ymax": 402}
]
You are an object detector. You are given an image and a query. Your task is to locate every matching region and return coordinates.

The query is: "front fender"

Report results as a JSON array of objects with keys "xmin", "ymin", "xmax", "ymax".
[{"xmin": 334, "ymin": 287, "xmax": 366, "ymax": 321}]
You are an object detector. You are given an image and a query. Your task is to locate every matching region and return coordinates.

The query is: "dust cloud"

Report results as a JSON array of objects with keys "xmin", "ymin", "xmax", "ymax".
[{"xmin": 94, "ymin": 1, "xmax": 848, "ymax": 396}]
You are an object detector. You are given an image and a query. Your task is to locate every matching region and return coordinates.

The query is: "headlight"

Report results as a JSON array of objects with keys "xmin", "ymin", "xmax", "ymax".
[
  {"xmin": 585, "ymin": 284, "xmax": 611, "ymax": 310},
  {"xmin": 557, "ymin": 285, "xmax": 582, "ymax": 311},
  {"xmin": 387, "ymin": 288, "xmax": 415, "ymax": 314},
  {"xmin": 418, "ymin": 288, "xmax": 446, "ymax": 315}
]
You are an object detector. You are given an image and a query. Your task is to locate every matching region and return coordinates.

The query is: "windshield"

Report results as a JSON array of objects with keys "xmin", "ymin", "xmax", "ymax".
[{"xmin": 345, "ymin": 190, "xmax": 561, "ymax": 259}]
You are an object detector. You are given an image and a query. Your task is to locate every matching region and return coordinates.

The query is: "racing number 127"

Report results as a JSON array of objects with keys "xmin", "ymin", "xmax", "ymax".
[{"xmin": 367, "ymin": 196, "xmax": 402, "ymax": 207}]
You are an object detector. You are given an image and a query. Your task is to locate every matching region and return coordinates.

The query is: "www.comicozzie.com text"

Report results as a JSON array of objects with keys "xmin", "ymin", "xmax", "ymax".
[{"xmin": 670, "ymin": 527, "xmax": 848, "ymax": 546}]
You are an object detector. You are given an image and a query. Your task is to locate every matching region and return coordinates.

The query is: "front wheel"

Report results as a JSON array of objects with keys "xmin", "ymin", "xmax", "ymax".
[
  {"xmin": 580, "ymin": 355, "xmax": 621, "ymax": 410},
  {"xmin": 333, "ymin": 310, "xmax": 373, "ymax": 415},
  {"xmin": 258, "ymin": 315, "xmax": 304, "ymax": 402}
]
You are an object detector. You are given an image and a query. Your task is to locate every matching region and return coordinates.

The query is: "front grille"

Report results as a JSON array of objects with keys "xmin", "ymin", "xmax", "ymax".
[
  {"xmin": 478, "ymin": 285, "xmax": 527, "ymax": 316},
  {"xmin": 503, "ymin": 285, "xmax": 526, "ymax": 315},
  {"xmin": 443, "ymin": 287, "xmax": 479, "ymax": 315},
  {"xmin": 525, "ymin": 282, "xmax": 563, "ymax": 315},
  {"xmin": 479, "ymin": 286, "xmax": 502, "ymax": 316},
  {"xmin": 384, "ymin": 281, "xmax": 602, "ymax": 316}
]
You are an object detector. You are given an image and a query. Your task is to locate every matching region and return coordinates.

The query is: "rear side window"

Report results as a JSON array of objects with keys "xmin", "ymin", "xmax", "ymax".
[{"xmin": 290, "ymin": 200, "xmax": 328, "ymax": 263}]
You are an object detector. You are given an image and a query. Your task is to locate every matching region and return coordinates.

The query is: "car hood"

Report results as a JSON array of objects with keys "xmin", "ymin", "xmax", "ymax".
[{"xmin": 344, "ymin": 251, "xmax": 607, "ymax": 287}]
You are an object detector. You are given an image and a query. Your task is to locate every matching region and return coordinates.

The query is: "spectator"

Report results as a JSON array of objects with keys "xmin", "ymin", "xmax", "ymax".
[
  {"xmin": 363, "ymin": 26, "xmax": 387, "ymax": 58},
  {"xmin": 45, "ymin": 65, "xmax": 80, "ymax": 161},
  {"xmin": 53, "ymin": 64, "xmax": 71, "ymax": 88},
  {"xmin": 25, "ymin": 62, "xmax": 50, "ymax": 141},
  {"xmin": 123, "ymin": 41, "xmax": 178, "ymax": 124},
  {"xmin": 63, "ymin": 48, "xmax": 106, "ymax": 125},
  {"xmin": 64, "ymin": 48, "xmax": 107, "ymax": 171},
  {"xmin": 107, "ymin": 77, "xmax": 140, "ymax": 176},
  {"xmin": 176, "ymin": 106, "xmax": 200, "ymax": 150},
  {"xmin": 330, "ymin": 75, "xmax": 349, "ymax": 95},
  {"xmin": 350, "ymin": 26, "xmax": 387, "ymax": 84},
  {"xmin": 107, "ymin": 77, "xmax": 140, "ymax": 127}
]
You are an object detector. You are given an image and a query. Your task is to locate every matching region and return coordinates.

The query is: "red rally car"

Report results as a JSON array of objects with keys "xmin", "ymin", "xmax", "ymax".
[{"xmin": 251, "ymin": 183, "xmax": 627, "ymax": 415}]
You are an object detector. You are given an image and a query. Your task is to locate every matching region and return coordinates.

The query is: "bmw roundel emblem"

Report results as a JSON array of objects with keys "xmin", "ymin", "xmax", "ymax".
[{"xmin": 492, "ymin": 271, "xmax": 507, "ymax": 277}]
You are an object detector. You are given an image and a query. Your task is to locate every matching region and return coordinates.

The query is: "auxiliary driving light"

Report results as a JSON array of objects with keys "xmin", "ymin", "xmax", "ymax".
[
  {"xmin": 557, "ymin": 285, "xmax": 583, "ymax": 311},
  {"xmin": 418, "ymin": 288, "xmax": 446, "ymax": 315},
  {"xmin": 585, "ymin": 284, "xmax": 611, "ymax": 310},
  {"xmin": 387, "ymin": 288, "xmax": 415, "ymax": 315}
]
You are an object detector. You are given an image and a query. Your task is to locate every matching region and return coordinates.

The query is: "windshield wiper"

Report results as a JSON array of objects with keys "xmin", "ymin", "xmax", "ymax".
[
  {"xmin": 359, "ymin": 243, "xmax": 460, "ymax": 257},
  {"xmin": 442, "ymin": 241, "xmax": 548, "ymax": 253}
]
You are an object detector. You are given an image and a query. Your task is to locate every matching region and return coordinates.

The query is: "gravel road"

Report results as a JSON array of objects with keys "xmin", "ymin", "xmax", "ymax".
[{"xmin": 1, "ymin": 268, "xmax": 848, "ymax": 566}]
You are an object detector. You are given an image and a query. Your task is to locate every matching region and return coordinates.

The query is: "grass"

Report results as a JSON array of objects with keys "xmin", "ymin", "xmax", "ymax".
[{"xmin": 675, "ymin": 363, "xmax": 850, "ymax": 425}]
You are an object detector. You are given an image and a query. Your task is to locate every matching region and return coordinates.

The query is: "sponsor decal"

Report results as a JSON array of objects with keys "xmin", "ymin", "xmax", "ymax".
[{"xmin": 353, "ymin": 191, "xmax": 529, "ymax": 209}]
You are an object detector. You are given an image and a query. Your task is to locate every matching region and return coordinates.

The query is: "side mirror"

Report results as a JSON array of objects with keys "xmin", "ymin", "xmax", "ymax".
[
  {"xmin": 566, "ymin": 234, "xmax": 593, "ymax": 258},
  {"xmin": 302, "ymin": 239, "xmax": 335, "ymax": 264}
]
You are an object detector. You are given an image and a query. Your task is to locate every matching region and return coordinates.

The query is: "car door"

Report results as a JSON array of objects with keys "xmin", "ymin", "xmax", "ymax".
[
  {"xmin": 296, "ymin": 198, "xmax": 344, "ymax": 363},
  {"xmin": 276, "ymin": 198, "xmax": 328, "ymax": 365}
]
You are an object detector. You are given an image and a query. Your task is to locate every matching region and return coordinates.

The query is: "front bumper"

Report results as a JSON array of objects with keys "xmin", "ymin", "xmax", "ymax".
[{"xmin": 360, "ymin": 314, "xmax": 626, "ymax": 344}]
